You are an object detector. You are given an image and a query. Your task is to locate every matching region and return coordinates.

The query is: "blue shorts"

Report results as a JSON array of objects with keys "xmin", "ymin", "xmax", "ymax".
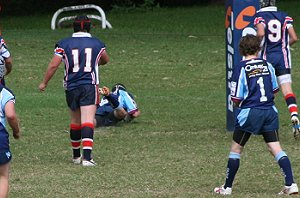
[
  {"xmin": 235, "ymin": 107, "xmax": 279, "ymax": 135},
  {"xmin": 65, "ymin": 84, "xmax": 99, "ymax": 111},
  {"xmin": 0, "ymin": 151, "xmax": 12, "ymax": 165}
]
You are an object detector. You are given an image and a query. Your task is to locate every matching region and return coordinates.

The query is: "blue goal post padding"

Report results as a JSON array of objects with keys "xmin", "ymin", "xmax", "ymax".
[{"xmin": 225, "ymin": 0, "xmax": 259, "ymax": 131}]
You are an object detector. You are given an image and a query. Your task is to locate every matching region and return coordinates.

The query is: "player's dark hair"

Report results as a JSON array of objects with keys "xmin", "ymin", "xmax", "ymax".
[
  {"xmin": 73, "ymin": 15, "xmax": 91, "ymax": 33},
  {"xmin": 239, "ymin": 34, "xmax": 261, "ymax": 56},
  {"xmin": 112, "ymin": 83, "xmax": 126, "ymax": 92},
  {"xmin": 260, "ymin": 0, "xmax": 276, "ymax": 8}
]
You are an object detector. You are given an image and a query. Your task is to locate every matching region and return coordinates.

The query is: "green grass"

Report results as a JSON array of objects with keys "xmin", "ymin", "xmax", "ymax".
[{"xmin": 1, "ymin": 3, "xmax": 300, "ymax": 197}]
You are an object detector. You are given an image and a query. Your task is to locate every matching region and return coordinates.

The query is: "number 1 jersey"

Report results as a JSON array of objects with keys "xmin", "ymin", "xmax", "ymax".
[
  {"xmin": 54, "ymin": 32, "xmax": 106, "ymax": 90},
  {"xmin": 231, "ymin": 58, "xmax": 279, "ymax": 109}
]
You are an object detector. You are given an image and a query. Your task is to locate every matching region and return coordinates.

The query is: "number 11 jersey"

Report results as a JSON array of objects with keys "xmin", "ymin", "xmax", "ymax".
[{"xmin": 54, "ymin": 32, "xmax": 106, "ymax": 90}]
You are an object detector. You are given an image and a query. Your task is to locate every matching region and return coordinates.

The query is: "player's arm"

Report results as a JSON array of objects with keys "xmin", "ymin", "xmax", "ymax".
[
  {"xmin": 230, "ymin": 76, "xmax": 244, "ymax": 107},
  {"xmin": 255, "ymin": 23, "xmax": 265, "ymax": 42},
  {"xmin": 99, "ymin": 50, "xmax": 109, "ymax": 65},
  {"xmin": 268, "ymin": 63, "xmax": 280, "ymax": 94},
  {"xmin": 5, "ymin": 100, "xmax": 20, "ymax": 139},
  {"xmin": 288, "ymin": 26, "xmax": 298, "ymax": 46},
  {"xmin": 39, "ymin": 54, "xmax": 62, "ymax": 91},
  {"xmin": 4, "ymin": 56, "xmax": 12, "ymax": 75}
]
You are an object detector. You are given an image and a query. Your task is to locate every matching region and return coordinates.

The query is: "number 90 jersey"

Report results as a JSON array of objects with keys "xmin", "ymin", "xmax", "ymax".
[
  {"xmin": 254, "ymin": 7, "xmax": 293, "ymax": 69},
  {"xmin": 231, "ymin": 58, "xmax": 279, "ymax": 109},
  {"xmin": 54, "ymin": 32, "xmax": 106, "ymax": 90}
]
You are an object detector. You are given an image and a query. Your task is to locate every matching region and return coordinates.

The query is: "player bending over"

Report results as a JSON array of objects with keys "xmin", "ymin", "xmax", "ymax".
[{"xmin": 214, "ymin": 34, "xmax": 298, "ymax": 195}]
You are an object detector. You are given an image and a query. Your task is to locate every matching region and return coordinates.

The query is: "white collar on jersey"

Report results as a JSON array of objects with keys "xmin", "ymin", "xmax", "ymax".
[
  {"xmin": 258, "ymin": 6, "xmax": 277, "ymax": 12},
  {"xmin": 72, "ymin": 32, "xmax": 92, "ymax": 38}
]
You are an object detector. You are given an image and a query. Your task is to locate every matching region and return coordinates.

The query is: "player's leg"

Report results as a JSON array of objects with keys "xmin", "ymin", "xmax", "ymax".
[
  {"xmin": 80, "ymin": 104, "xmax": 97, "ymax": 166},
  {"xmin": 69, "ymin": 109, "xmax": 82, "ymax": 164},
  {"xmin": 214, "ymin": 129, "xmax": 251, "ymax": 195},
  {"xmin": 66, "ymin": 89, "xmax": 82, "ymax": 164},
  {"xmin": 263, "ymin": 131, "xmax": 298, "ymax": 195},
  {"xmin": 79, "ymin": 84, "xmax": 99, "ymax": 166},
  {"xmin": 0, "ymin": 163, "xmax": 10, "ymax": 198},
  {"xmin": 226, "ymin": 130, "xmax": 250, "ymax": 188},
  {"xmin": 277, "ymin": 74, "xmax": 300, "ymax": 138}
]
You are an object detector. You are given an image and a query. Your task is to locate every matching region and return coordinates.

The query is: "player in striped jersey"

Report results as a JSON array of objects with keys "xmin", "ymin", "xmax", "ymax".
[
  {"xmin": 214, "ymin": 34, "xmax": 298, "ymax": 195},
  {"xmin": 254, "ymin": 0, "xmax": 300, "ymax": 138},
  {"xmin": 0, "ymin": 35, "xmax": 13, "ymax": 85},
  {"xmin": 39, "ymin": 15, "xmax": 109, "ymax": 166}
]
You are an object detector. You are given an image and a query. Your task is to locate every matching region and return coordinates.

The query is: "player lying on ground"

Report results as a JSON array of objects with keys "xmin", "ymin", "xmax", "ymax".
[
  {"xmin": 214, "ymin": 34, "xmax": 298, "ymax": 195},
  {"xmin": 94, "ymin": 83, "xmax": 140, "ymax": 127}
]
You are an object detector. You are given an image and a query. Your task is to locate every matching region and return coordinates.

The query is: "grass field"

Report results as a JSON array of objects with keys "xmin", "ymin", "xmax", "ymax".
[{"xmin": 1, "ymin": 2, "xmax": 300, "ymax": 197}]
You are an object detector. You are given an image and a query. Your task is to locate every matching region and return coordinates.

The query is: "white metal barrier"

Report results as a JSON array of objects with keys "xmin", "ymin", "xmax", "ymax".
[{"xmin": 51, "ymin": 4, "xmax": 112, "ymax": 30}]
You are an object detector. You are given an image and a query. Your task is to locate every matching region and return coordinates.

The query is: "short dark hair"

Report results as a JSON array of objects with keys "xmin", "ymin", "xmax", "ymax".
[
  {"xmin": 112, "ymin": 83, "xmax": 127, "ymax": 92},
  {"xmin": 260, "ymin": 0, "xmax": 276, "ymax": 8},
  {"xmin": 73, "ymin": 15, "xmax": 91, "ymax": 33},
  {"xmin": 239, "ymin": 34, "xmax": 261, "ymax": 56}
]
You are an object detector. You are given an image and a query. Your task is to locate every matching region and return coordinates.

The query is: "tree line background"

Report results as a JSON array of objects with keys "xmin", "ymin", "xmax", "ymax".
[{"xmin": 0, "ymin": 0, "xmax": 222, "ymax": 16}]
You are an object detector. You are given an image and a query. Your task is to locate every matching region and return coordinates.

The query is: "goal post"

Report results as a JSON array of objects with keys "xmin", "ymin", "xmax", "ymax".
[
  {"xmin": 225, "ymin": 0, "xmax": 259, "ymax": 131},
  {"xmin": 51, "ymin": 4, "xmax": 112, "ymax": 30}
]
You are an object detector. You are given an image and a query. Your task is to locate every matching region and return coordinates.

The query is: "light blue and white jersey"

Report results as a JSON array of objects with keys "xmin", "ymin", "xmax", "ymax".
[{"xmin": 0, "ymin": 84, "xmax": 15, "ymax": 152}]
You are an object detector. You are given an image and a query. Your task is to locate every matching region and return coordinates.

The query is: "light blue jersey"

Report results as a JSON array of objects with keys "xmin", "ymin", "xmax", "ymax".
[{"xmin": 0, "ymin": 85, "xmax": 15, "ymax": 152}]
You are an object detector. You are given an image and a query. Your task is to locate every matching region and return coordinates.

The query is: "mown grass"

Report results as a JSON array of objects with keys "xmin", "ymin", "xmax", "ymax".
[{"xmin": 1, "ymin": 2, "xmax": 300, "ymax": 197}]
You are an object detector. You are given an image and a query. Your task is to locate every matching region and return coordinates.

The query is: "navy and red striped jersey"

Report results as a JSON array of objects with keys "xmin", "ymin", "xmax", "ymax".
[
  {"xmin": 54, "ymin": 32, "xmax": 106, "ymax": 90},
  {"xmin": 254, "ymin": 6, "xmax": 293, "ymax": 69}
]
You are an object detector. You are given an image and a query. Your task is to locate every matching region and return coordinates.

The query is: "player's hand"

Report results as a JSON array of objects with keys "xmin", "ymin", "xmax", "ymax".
[
  {"xmin": 13, "ymin": 131, "xmax": 20, "ymax": 139},
  {"xmin": 39, "ymin": 82, "xmax": 47, "ymax": 92},
  {"xmin": 99, "ymin": 86, "xmax": 110, "ymax": 96}
]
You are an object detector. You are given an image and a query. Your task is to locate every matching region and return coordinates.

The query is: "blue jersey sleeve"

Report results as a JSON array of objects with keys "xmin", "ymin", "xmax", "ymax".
[
  {"xmin": 268, "ymin": 62, "xmax": 279, "ymax": 93},
  {"xmin": 0, "ymin": 87, "xmax": 15, "ymax": 127},
  {"xmin": 119, "ymin": 90, "xmax": 138, "ymax": 114},
  {"xmin": 230, "ymin": 64, "xmax": 246, "ymax": 103}
]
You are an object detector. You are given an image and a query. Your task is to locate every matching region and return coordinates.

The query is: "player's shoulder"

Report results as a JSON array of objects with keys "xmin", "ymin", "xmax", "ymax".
[
  {"xmin": 238, "ymin": 58, "xmax": 265, "ymax": 70},
  {"xmin": 55, "ymin": 37, "xmax": 71, "ymax": 48},
  {"xmin": 91, "ymin": 36, "xmax": 105, "ymax": 46},
  {"xmin": 0, "ymin": 84, "xmax": 15, "ymax": 98}
]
